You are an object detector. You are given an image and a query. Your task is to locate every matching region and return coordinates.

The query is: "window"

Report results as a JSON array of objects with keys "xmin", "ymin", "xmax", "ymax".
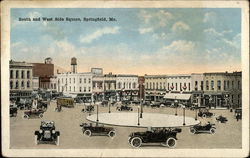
[
  {"xmin": 21, "ymin": 70, "xmax": 24, "ymax": 79},
  {"xmin": 21, "ymin": 81, "xmax": 24, "ymax": 88},
  {"xmin": 118, "ymin": 82, "xmax": 121, "ymax": 89},
  {"xmin": 201, "ymin": 81, "xmax": 203, "ymax": 91},
  {"xmin": 217, "ymin": 80, "xmax": 221, "ymax": 90},
  {"xmin": 54, "ymin": 83, "xmax": 56, "ymax": 89},
  {"xmin": 238, "ymin": 80, "xmax": 241, "ymax": 89},
  {"xmin": 84, "ymin": 87, "xmax": 86, "ymax": 92},
  {"xmin": 175, "ymin": 83, "xmax": 177, "ymax": 91},
  {"xmin": 146, "ymin": 83, "xmax": 148, "ymax": 89},
  {"xmin": 206, "ymin": 80, "xmax": 209, "ymax": 90},
  {"xmin": 149, "ymin": 83, "xmax": 152, "ymax": 89},
  {"xmin": 153, "ymin": 83, "xmax": 155, "ymax": 89},
  {"xmin": 66, "ymin": 78, "xmax": 67, "ymax": 84},
  {"xmin": 180, "ymin": 83, "xmax": 182, "ymax": 91},
  {"xmin": 69, "ymin": 86, "xmax": 71, "ymax": 91},
  {"xmin": 133, "ymin": 82, "xmax": 136, "ymax": 89},
  {"xmin": 211, "ymin": 80, "xmax": 214, "ymax": 90},
  {"xmin": 74, "ymin": 86, "xmax": 75, "ymax": 92},
  {"xmin": 168, "ymin": 83, "xmax": 169, "ymax": 90},
  {"xmin": 10, "ymin": 70, "xmax": 13, "ymax": 79},
  {"xmin": 223, "ymin": 80, "xmax": 226, "ymax": 90},
  {"xmin": 227, "ymin": 80, "xmax": 229, "ymax": 89},
  {"xmin": 16, "ymin": 70, "xmax": 19, "ymax": 79},
  {"xmin": 10, "ymin": 81, "xmax": 13, "ymax": 89},
  {"xmin": 160, "ymin": 82, "xmax": 162, "ymax": 89},
  {"xmin": 123, "ymin": 82, "xmax": 126, "ymax": 89},
  {"xmin": 80, "ymin": 78, "xmax": 82, "ymax": 83},
  {"xmin": 129, "ymin": 83, "xmax": 131, "ymax": 89},
  {"xmin": 84, "ymin": 78, "xmax": 86, "ymax": 83},
  {"xmin": 27, "ymin": 71, "xmax": 30, "ymax": 79},
  {"xmin": 69, "ymin": 78, "xmax": 71, "ymax": 84},
  {"xmin": 15, "ymin": 81, "xmax": 19, "ymax": 89},
  {"xmin": 88, "ymin": 87, "xmax": 91, "ymax": 92},
  {"xmin": 80, "ymin": 87, "xmax": 82, "ymax": 92},
  {"xmin": 195, "ymin": 81, "xmax": 198, "ymax": 91},
  {"xmin": 156, "ymin": 83, "xmax": 158, "ymax": 90},
  {"xmin": 74, "ymin": 78, "xmax": 75, "ymax": 83},
  {"xmin": 188, "ymin": 83, "xmax": 190, "ymax": 91},
  {"xmin": 89, "ymin": 78, "xmax": 91, "ymax": 83}
]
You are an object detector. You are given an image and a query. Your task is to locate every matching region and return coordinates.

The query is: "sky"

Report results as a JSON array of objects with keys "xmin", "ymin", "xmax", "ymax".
[{"xmin": 11, "ymin": 8, "xmax": 241, "ymax": 75}]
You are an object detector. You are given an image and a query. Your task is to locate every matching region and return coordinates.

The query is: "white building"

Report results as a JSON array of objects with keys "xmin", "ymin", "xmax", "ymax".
[
  {"xmin": 56, "ymin": 72, "xmax": 93, "ymax": 101},
  {"xmin": 49, "ymin": 76, "xmax": 57, "ymax": 92},
  {"xmin": 92, "ymin": 75, "xmax": 104, "ymax": 101},
  {"xmin": 166, "ymin": 74, "xmax": 192, "ymax": 92},
  {"xmin": 32, "ymin": 77, "xmax": 39, "ymax": 90}
]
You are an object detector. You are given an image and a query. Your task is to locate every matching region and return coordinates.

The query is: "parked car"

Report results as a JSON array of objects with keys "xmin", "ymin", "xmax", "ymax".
[
  {"xmin": 142, "ymin": 101, "xmax": 151, "ymax": 106},
  {"xmin": 150, "ymin": 102, "xmax": 161, "ymax": 108},
  {"xmin": 34, "ymin": 121, "xmax": 60, "ymax": 145},
  {"xmin": 10, "ymin": 106, "xmax": 18, "ymax": 117},
  {"xmin": 131, "ymin": 100, "xmax": 140, "ymax": 104},
  {"xmin": 17, "ymin": 98, "xmax": 32, "ymax": 110},
  {"xmin": 101, "ymin": 100, "xmax": 109, "ymax": 106},
  {"xmin": 128, "ymin": 128, "xmax": 182, "ymax": 148},
  {"xmin": 23, "ymin": 109, "xmax": 45, "ymax": 119},
  {"xmin": 190, "ymin": 122, "xmax": 216, "ymax": 134},
  {"xmin": 198, "ymin": 107, "xmax": 214, "ymax": 118},
  {"xmin": 80, "ymin": 123, "xmax": 116, "ymax": 138},
  {"xmin": 82, "ymin": 105, "xmax": 95, "ymax": 113},
  {"xmin": 116, "ymin": 105, "xmax": 133, "ymax": 111},
  {"xmin": 216, "ymin": 115, "xmax": 228, "ymax": 123}
]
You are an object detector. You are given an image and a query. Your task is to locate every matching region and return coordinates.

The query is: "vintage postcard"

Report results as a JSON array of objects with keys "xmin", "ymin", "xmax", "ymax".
[{"xmin": 1, "ymin": 0, "xmax": 249, "ymax": 157}]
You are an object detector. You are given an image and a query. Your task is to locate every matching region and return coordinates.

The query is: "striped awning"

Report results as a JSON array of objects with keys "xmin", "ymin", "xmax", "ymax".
[{"xmin": 164, "ymin": 93, "xmax": 191, "ymax": 100}]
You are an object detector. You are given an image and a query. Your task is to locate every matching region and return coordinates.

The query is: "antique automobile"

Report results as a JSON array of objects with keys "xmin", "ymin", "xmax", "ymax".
[
  {"xmin": 150, "ymin": 102, "xmax": 161, "ymax": 108},
  {"xmin": 17, "ymin": 98, "xmax": 32, "ymax": 110},
  {"xmin": 234, "ymin": 108, "xmax": 242, "ymax": 120},
  {"xmin": 54, "ymin": 104, "xmax": 62, "ymax": 112},
  {"xmin": 37, "ymin": 100, "xmax": 48, "ymax": 111},
  {"xmin": 128, "ymin": 128, "xmax": 182, "ymax": 148},
  {"xmin": 82, "ymin": 105, "xmax": 95, "ymax": 113},
  {"xmin": 80, "ymin": 123, "xmax": 116, "ymax": 138},
  {"xmin": 121, "ymin": 100, "xmax": 130, "ymax": 105},
  {"xmin": 197, "ymin": 107, "xmax": 214, "ymax": 118},
  {"xmin": 34, "ymin": 121, "xmax": 60, "ymax": 145},
  {"xmin": 131, "ymin": 100, "xmax": 140, "ymax": 104},
  {"xmin": 10, "ymin": 106, "xmax": 18, "ymax": 117},
  {"xmin": 142, "ymin": 101, "xmax": 151, "ymax": 107},
  {"xmin": 116, "ymin": 105, "xmax": 133, "ymax": 111},
  {"xmin": 216, "ymin": 115, "xmax": 228, "ymax": 123},
  {"xmin": 101, "ymin": 100, "xmax": 109, "ymax": 106},
  {"xmin": 23, "ymin": 108, "xmax": 45, "ymax": 119},
  {"xmin": 189, "ymin": 122, "xmax": 216, "ymax": 134},
  {"xmin": 57, "ymin": 97, "xmax": 74, "ymax": 108}
]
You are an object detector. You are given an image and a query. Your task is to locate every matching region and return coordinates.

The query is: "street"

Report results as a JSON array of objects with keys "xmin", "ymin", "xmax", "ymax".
[{"xmin": 10, "ymin": 101, "xmax": 242, "ymax": 149}]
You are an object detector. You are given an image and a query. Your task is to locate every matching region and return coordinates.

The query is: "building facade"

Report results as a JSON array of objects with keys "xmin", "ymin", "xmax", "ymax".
[
  {"xmin": 9, "ymin": 60, "xmax": 33, "ymax": 100},
  {"xmin": 144, "ymin": 75, "xmax": 167, "ymax": 101}
]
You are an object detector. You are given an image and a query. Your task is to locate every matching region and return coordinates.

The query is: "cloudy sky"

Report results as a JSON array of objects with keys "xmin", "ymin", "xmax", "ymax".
[{"xmin": 11, "ymin": 8, "xmax": 241, "ymax": 75}]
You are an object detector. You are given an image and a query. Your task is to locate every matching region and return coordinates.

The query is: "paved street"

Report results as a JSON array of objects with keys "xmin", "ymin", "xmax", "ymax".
[{"xmin": 10, "ymin": 101, "xmax": 242, "ymax": 149}]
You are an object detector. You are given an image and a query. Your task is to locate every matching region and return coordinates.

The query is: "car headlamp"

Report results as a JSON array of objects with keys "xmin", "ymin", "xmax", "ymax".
[
  {"xmin": 39, "ymin": 130, "xmax": 43, "ymax": 133},
  {"xmin": 52, "ymin": 130, "xmax": 56, "ymax": 134}
]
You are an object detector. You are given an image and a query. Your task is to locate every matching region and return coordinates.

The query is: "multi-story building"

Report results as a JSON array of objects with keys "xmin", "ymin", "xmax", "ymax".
[
  {"xmin": 144, "ymin": 75, "xmax": 167, "ymax": 101},
  {"xmin": 32, "ymin": 77, "xmax": 39, "ymax": 90},
  {"xmin": 191, "ymin": 73, "xmax": 204, "ymax": 106},
  {"xmin": 203, "ymin": 71, "xmax": 241, "ymax": 108},
  {"xmin": 9, "ymin": 60, "xmax": 33, "ymax": 100},
  {"xmin": 103, "ymin": 72, "xmax": 117, "ymax": 101},
  {"xmin": 49, "ymin": 76, "xmax": 57, "ymax": 92},
  {"xmin": 92, "ymin": 75, "xmax": 104, "ymax": 101},
  {"xmin": 116, "ymin": 74, "xmax": 139, "ymax": 101}
]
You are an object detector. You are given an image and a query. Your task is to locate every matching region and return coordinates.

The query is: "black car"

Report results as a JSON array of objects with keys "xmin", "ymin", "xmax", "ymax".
[
  {"xmin": 82, "ymin": 105, "xmax": 95, "ymax": 113},
  {"xmin": 101, "ymin": 100, "xmax": 109, "ymax": 106},
  {"xmin": 23, "ymin": 109, "xmax": 45, "ymax": 119},
  {"xmin": 128, "ymin": 128, "xmax": 182, "ymax": 148},
  {"xmin": 131, "ymin": 100, "xmax": 140, "ymax": 104},
  {"xmin": 121, "ymin": 100, "xmax": 130, "ymax": 105},
  {"xmin": 190, "ymin": 122, "xmax": 216, "ymax": 134},
  {"xmin": 34, "ymin": 121, "xmax": 60, "ymax": 145},
  {"xmin": 150, "ymin": 102, "xmax": 161, "ymax": 108},
  {"xmin": 216, "ymin": 115, "xmax": 228, "ymax": 123},
  {"xmin": 37, "ymin": 100, "xmax": 48, "ymax": 111},
  {"xmin": 116, "ymin": 105, "xmax": 133, "ymax": 111},
  {"xmin": 198, "ymin": 107, "xmax": 214, "ymax": 118},
  {"xmin": 10, "ymin": 106, "xmax": 18, "ymax": 117},
  {"xmin": 80, "ymin": 123, "xmax": 116, "ymax": 138}
]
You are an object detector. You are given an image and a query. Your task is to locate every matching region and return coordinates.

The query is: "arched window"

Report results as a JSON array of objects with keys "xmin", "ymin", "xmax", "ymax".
[
  {"xmin": 15, "ymin": 81, "xmax": 19, "ymax": 89},
  {"xmin": 10, "ymin": 81, "xmax": 13, "ymax": 89},
  {"xmin": 21, "ymin": 70, "xmax": 25, "ymax": 79},
  {"xmin": 21, "ymin": 81, "xmax": 24, "ymax": 88},
  {"xmin": 10, "ymin": 70, "xmax": 13, "ymax": 79},
  {"xmin": 27, "ymin": 81, "xmax": 30, "ymax": 88},
  {"xmin": 133, "ymin": 82, "xmax": 136, "ymax": 89},
  {"xmin": 16, "ymin": 70, "xmax": 19, "ymax": 79},
  {"xmin": 27, "ymin": 71, "xmax": 30, "ymax": 79}
]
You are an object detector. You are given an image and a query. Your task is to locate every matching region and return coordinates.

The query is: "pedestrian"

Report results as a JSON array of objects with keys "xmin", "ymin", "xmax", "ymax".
[{"xmin": 236, "ymin": 114, "xmax": 239, "ymax": 121}]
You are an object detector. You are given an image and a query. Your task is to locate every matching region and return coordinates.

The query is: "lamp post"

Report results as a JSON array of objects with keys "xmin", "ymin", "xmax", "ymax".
[
  {"xmin": 139, "ymin": 83, "xmax": 143, "ymax": 118},
  {"xmin": 96, "ymin": 103, "xmax": 99, "ymax": 122},
  {"xmin": 183, "ymin": 105, "xmax": 186, "ymax": 125},
  {"xmin": 175, "ymin": 96, "xmax": 178, "ymax": 116},
  {"xmin": 137, "ymin": 106, "xmax": 140, "ymax": 126},
  {"xmin": 108, "ymin": 100, "xmax": 111, "ymax": 113}
]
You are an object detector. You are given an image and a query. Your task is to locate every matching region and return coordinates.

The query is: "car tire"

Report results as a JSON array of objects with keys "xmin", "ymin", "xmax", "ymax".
[
  {"xmin": 130, "ymin": 109, "xmax": 133, "ymax": 111},
  {"xmin": 34, "ymin": 135, "xmax": 38, "ymax": 145},
  {"xmin": 108, "ymin": 130, "xmax": 116, "ymax": 138},
  {"xmin": 56, "ymin": 136, "xmax": 60, "ymax": 146},
  {"xmin": 166, "ymin": 137, "xmax": 177, "ymax": 148},
  {"xmin": 118, "ymin": 109, "xmax": 121, "ymax": 111},
  {"xmin": 84, "ymin": 130, "xmax": 92, "ymax": 137},
  {"xmin": 39, "ymin": 113, "xmax": 43, "ymax": 118},
  {"xmin": 23, "ymin": 114, "xmax": 29, "ymax": 119},
  {"xmin": 190, "ymin": 127, "xmax": 196, "ymax": 134},
  {"xmin": 210, "ymin": 128, "xmax": 216, "ymax": 135},
  {"xmin": 130, "ymin": 137, "xmax": 142, "ymax": 148},
  {"xmin": 202, "ymin": 114, "xmax": 206, "ymax": 118}
]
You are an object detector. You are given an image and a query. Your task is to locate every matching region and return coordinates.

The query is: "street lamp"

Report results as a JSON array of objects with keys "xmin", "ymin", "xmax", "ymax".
[
  {"xmin": 195, "ymin": 103, "xmax": 198, "ymax": 120},
  {"xmin": 139, "ymin": 83, "xmax": 143, "ymax": 118},
  {"xmin": 96, "ymin": 103, "xmax": 99, "ymax": 122},
  {"xmin": 175, "ymin": 96, "xmax": 178, "ymax": 116},
  {"xmin": 108, "ymin": 101, "xmax": 111, "ymax": 113},
  {"xmin": 137, "ymin": 106, "xmax": 140, "ymax": 126},
  {"xmin": 183, "ymin": 105, "xmax": 186, "ymax": 126}
]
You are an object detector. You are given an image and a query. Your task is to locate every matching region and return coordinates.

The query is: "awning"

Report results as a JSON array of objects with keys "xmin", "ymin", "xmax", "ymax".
[{"xmin": 163, "ymin": 93, "xmax": 191, "ymax": 100}]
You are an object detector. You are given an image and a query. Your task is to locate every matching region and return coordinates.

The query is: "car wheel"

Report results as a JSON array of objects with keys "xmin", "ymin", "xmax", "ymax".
[
  {"xmin": 210, "ymin": 128, "xmax": 216, "ymax": 135},
  {"xmin": 202, "ymin": 114, "xmax": 206, "ymax": 118},
  {"xmin": 190, "ymin": 127, "xmax": 196, "ymax": 134},
  {"xmin": 56, "ymin": 136, "xmax": 60, "ymax": 146},
  {"xmin": 23, "ymin": 114, "xmax": 29, "ymax": 119},
  {"xmin": 34, "ymin": 135, "xmax": 38, "ymax": 145},
  {"xmin": 108, "ymin": 130, "xmax": 116, "ymax": 138},
  {"xmin": 118, "ymin": 109, "xmax": 121, "ymax": 111},
  {"xmin": 83, "ymin": 130, "xmax": 92, "ymax": 137},
  {"xmin": 39, "ymin": 113, "xmax": 43, "ymax": 118},
  {"xmin": 130, "ymin": 109, "xmax": 133, "ymax": 111},
  {"xmin": 166, "ymin": 137, "xmax": 177, "ymax": 148},
  {"xmin": 130, "ymin": 137, "xmax": 142, "ymax": 148}
]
